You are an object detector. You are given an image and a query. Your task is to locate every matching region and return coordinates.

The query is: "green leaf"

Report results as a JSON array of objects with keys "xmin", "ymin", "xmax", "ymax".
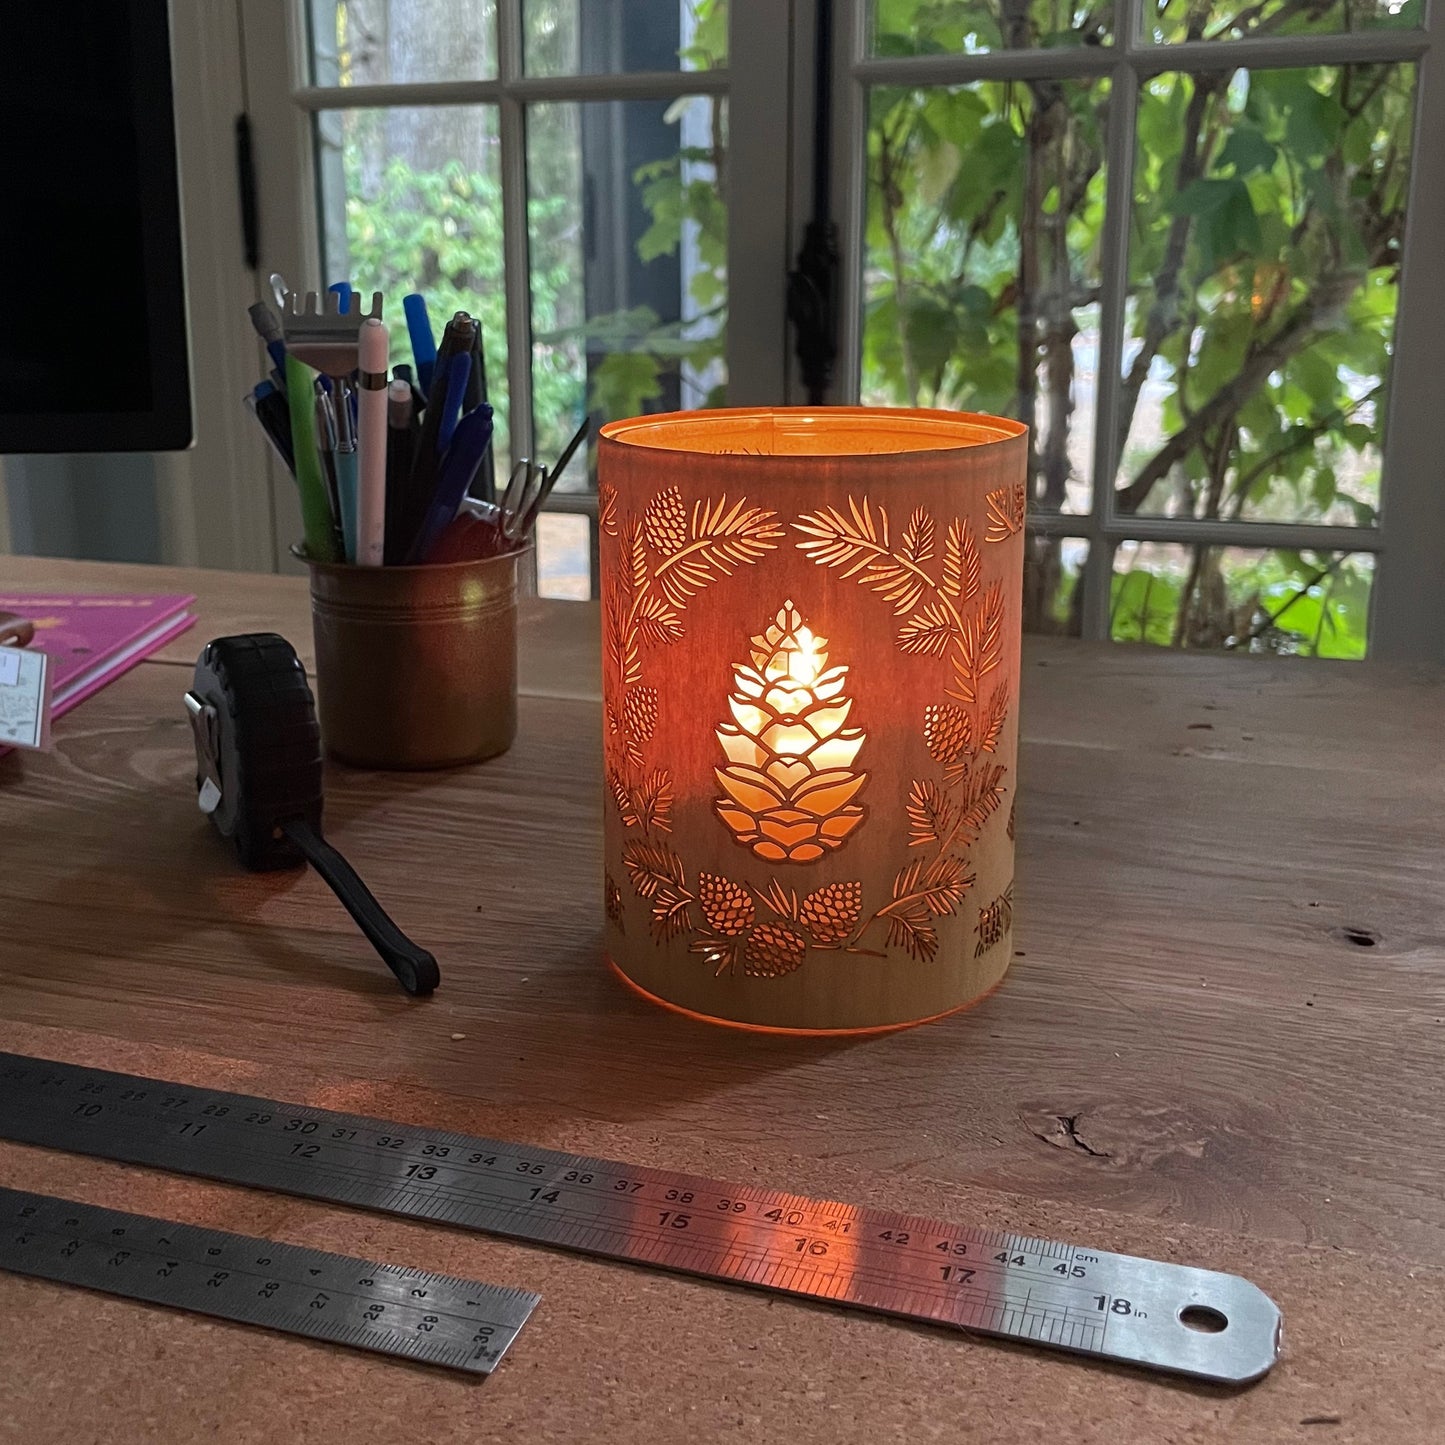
[
  {"xmin": 1217, "ymin": 126, "xmax": 1277, "ymax": 179},
  {"xmin": 588, "ymin": 352, "xmax": 663, "ymax": 421},
  {"xmin": 1168, "ymin": 178, "xmax": 1235, "ymax": 219}
]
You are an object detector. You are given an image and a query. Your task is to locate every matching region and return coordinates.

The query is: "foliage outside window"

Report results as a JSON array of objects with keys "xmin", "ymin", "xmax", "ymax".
[{"xmin": 864, "ymin": 0, "xmax": 1421, "ymax": 656}]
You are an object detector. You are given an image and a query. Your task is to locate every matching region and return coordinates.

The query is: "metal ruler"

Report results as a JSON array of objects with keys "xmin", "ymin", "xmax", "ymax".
[
  {"xmin": 0, "ymin": 1185, "xmax": 536, "ymax": 1374},
  {"xmin": 0, "ymin": 1052, "xmax": 1281, "ymax": 1384}
]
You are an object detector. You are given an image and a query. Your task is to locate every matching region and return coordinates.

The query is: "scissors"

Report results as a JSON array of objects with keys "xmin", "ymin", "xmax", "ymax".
[{"xmin": 489, "ymin": 418, "xmax": 591, "ymax": 543}]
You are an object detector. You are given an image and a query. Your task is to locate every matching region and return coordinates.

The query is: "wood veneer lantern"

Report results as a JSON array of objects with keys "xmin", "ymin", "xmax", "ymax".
[{"xmin": 598, "ymin": 407, "xmax": 1028, "ymax": 1033}]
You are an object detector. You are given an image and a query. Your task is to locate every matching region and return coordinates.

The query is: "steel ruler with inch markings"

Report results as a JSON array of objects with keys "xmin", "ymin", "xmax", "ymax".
[
  {"xmin": 0, "ymin": 1052, "xmax": 1282, "ymax": 1384},
  {"xmin": 0, "ymin": 1185, "xmax": 537, "ymax": 1373}
]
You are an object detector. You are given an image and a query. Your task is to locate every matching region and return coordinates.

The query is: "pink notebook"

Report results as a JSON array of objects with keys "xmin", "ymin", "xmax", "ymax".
[{"xmin": 0, "ymin": 592, "xmax": 197, "ymax": 739}]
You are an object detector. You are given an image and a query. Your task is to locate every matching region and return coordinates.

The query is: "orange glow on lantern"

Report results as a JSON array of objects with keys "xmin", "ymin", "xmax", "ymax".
[{"xmin": 598, "ymin": 407, "xmax": 1028, "ymax": 1034}]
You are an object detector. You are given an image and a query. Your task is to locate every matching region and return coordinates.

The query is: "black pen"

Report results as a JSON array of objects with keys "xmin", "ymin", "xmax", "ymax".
[
  {"xmin": 384, "ymin": 379, "xmax": 416, "ymax": 565},
  {"xmin": 393, "ymin": 362, "xmax": 427, "ymax": 415},
  {"xmin": 397, "ymin": 313, "xmax": 477, "ymax": 561}
]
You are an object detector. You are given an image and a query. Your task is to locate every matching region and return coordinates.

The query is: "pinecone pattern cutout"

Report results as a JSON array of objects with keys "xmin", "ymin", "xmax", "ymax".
[
  {"xmin": 644, "ymin": 487, "xmax": 689, "ymax": 555},
  {"xmin": 698, "ymin": 872, "xmax": 755, "ymax": 936},
  {"xmin": 714, "ymin": 601, "xmax": 868, "ymax": 863},
  {"xmin": 744, "ymin": 923, "xmax": 808, "ymax": 978},
  {"xmin": 799, "ymin": 881, "xmax": 863, "ymax": 946}
]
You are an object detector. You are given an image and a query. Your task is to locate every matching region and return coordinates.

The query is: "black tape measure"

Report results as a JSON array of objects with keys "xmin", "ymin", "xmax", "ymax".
[{"xmin": 184, "ymin": 634, "xmax": 439, "ymax": 996}]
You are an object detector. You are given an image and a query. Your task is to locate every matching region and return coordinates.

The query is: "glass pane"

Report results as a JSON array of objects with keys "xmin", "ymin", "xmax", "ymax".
[
  {"xmin": 1024, "ymin": 536, "xmax": 1088, "ymax": 636},
  {"xmin": 527, "ymin": 96, "xmax": 728, "ymax": 489},
  {"xmin": 869, "ymin": 0, "xmax": 1114, "ymax": 55},
  {"xmin": 315, "ymin": 105, "xmax": 513, "ymax": 475},
  {"xmin": 1118, "ymin": 65, "xmax": 1413, "ymax": 528},
  {"xmin": 536, "ymin": 512, "xmax": 592, "ymax": 598},
  {"xmin": 309, "ymin": 1, "xmax": 498, "ymax": 85},
  {"xmin": 861, "ymin": 81, "xmax": 1108, "ymax": 516},
  {"xmin": 526, "ymin": 0, "xmax": 727, "ymax": 77},
  {"xmin": 1110, "ymin": 542, "xmax": 1373, "ymax": 657},
  {"xmin": 1144, "ymin": 0, "xmax": 1420, "ymax": 45}
]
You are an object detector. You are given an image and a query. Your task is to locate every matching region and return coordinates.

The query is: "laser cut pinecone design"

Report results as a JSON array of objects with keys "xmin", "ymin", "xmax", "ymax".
[
  {"xmin": 644, "ymin": 486, "xmax": 689, "ymax": 555},
  {"xmin": 744, "ymin": 922, "xmax": 808, "ymax": 978},
  {"xmin": 798, "ymin": 880, "xmax": 863, "ymax": 946},
  {"xmin": 974, "ymin": 883, "xmax": 1014, "ymax": 958},
  {"xmin": 624, "ymin": 686, "xmax": 659, "ymax": 744},
  {"xmin": 923, "ymin": 703, "xmax": 970, "ymax": 763},
  {"xmin": 698, "ymin": 872, "xmax": 755, "ymax": 936},
  {"xmin": 714, "ymin": 602, "xmax": 868, "ymax": 864}
]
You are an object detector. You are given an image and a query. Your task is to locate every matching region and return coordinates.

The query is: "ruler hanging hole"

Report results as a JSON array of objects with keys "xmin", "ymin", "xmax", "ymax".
[{"xmin": 1179, "ymin": 1305, "xmax": 1229, "ymax": 1334}]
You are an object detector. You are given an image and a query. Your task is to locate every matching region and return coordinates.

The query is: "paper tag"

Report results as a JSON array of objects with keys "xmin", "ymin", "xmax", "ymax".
[{"xmin": 0, "ymin": 646, "xmax": 52, "ymax": 750}]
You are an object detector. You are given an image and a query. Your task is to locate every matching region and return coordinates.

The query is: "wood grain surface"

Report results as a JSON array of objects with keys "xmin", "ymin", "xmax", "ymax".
[{"xmin": 1, "ymin": 556, "xmax": 1443, "ymax": 1443}]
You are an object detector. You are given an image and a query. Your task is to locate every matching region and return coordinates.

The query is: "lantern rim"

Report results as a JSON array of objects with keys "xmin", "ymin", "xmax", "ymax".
[{"xmin": 599, "ymin": 406, "xmax": 1027, "ymax": 459}]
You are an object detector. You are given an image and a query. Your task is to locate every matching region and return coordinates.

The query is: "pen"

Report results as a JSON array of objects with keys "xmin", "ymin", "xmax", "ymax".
[
  {"xmin": 246, "ymin": 303, "xmax": 289, "ymax": 389},
  {"xmin": 334, "ymin": 380, "xmax": 360, "ymax": 564},
  {"xmin": 393, "ymin": 362, "xmax": 427, "ymax": 415},
  {"xmin": 387, "ymin": 377, "xmax": 413, "ymax": 430},
  {"xmin": 286, "ymin": 353, "xmax": 342, "ymax": 562},
  {"xmin": 409, "ymin": 404, "xmax": 494, "ymax": 564},
  {"xmin": 315, "ymin": 388, "xmax": 342, "ymax": 541},
  {"xmin": 403, "ymin": 293, "xmax": 437, "ymax": 392},
  {"xmin": 356, "ymin": 317, "xmax": 388, "ymax": 567},
  {"xmin": 396, "ymin": 314, "xmax": 476, "ymax": 562},
  {"xmin": 436, "ymin": 353, "xmax": 471, "ymax": 455},
  {"xmin": 384, "ymin": 379, "xmax": 417, "ymax": 565},
  {"xmin": 246, "ymin": 380, "xmax": 294, "ymax": 473}
]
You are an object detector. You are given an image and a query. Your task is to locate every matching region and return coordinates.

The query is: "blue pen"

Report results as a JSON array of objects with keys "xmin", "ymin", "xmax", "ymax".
[
  {"xmin": 408, "ymin": 404, "xmax": 494, "ymax": 564},
  {"xmin": 246, "ymin": 303, "xmax": 289, "ymax": 391},
  {"xmin": 436, "ymin": 354, "xmax": 471, "ymax": 455},
  {"xmin": 329, "ymin": 281, "xmax": 353, "ymax": 314},
  {"xmin": 403, "ymin": 293, "xmax": 437, "ymax": 392}
]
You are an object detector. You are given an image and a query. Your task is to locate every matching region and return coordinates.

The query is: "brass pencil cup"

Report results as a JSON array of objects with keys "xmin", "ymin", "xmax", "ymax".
[{"xmin": 299, "ymin": 547, "xmax": 528, "ymax": 770}]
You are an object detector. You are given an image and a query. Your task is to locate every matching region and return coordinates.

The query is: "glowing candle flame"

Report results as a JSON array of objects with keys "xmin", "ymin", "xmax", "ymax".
[
  {"xmin": 715, "ymin": 602, "xmax": 868, "ymax": 864},
  {"xmin": 790, "ymin": 627, "xmax": 820, "ymax": 688}
]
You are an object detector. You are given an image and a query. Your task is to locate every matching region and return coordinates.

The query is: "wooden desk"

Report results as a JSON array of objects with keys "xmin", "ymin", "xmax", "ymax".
[{"xmin": 2, "ymin": 555, "xmax": 1442, "ymax": 1442}]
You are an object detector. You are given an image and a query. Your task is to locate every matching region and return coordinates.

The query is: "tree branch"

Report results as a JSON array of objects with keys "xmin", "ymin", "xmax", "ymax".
[
  {"xmin": 1115, "ymin": 73, "xmax": 1226, "ymax": 464},
  {"xmin": 1115, "ymin": 269, "xmax": 1361, "ymax": 515}
]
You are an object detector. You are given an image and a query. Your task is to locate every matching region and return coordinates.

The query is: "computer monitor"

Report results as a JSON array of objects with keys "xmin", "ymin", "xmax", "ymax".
[{"xmin": 0, "ymin": 0, "xmax": 192, "ymax": 453}]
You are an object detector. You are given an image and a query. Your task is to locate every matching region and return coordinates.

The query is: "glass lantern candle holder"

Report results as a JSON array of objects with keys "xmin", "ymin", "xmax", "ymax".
[{"xmin": 598, "ymin": 407, "xmax": 1028, "ymax": 1034}]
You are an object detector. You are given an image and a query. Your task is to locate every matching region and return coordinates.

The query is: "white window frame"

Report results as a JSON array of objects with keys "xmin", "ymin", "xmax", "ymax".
[
  {"xmin": 241, "ymin": 0, "xmax": 795, "ymax": 576},
  {"xmin": 825, "ymin": 0, "xmax": 1445, "ymax": 661}
]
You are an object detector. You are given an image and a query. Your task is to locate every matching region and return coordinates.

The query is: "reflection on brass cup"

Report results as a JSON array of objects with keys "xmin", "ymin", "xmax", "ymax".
[{"xmin": 300, "ymin": 546, "xmax": 527, "ymax": 770}]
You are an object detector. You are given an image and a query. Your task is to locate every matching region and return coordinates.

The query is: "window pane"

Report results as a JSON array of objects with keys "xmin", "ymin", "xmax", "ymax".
[
  {"xmin": 860, "ymin": 81, "xmax": 1108, "ymax": 516},
  {"xmin": 1144, "ymin": 0, "xmax": 1420, "ymax": 45},
  {"xmin": 1024, "ymin": 536, "xmax": 1088, "ymax": 636},
  {"xmin": 869, "ymin": 0, "xmax": 1114, "ymax": 55},
  {"xmin": 526, "ymin": 0, "xmax": 727, "ymax": 77},
  {"xmin": 536, "ymin": 512, "xmax": 592, "ymax": 599},
  {"xmin": 1110, "ymin": 542, "xmax": 1373, "ymax": 657},
  {"xmin": 315, "ymin": 105, "xmax": 513, "ymax": 475},
  {"xmin": 309, "ymin": 1, "xmax": 498, "ymax": 85},
  {"xmin": 527, "ymin": 96, "xmax": 728, "ymax": 487},
  {"xmin": 1118, "ymin": 66, "xmax": 1412, "ymax": 528}
]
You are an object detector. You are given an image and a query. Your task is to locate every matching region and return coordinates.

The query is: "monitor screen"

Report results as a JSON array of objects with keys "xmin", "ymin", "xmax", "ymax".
[{"xmin": 0, "ymin": 0, "xmax": 192, "ymax": 453}]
